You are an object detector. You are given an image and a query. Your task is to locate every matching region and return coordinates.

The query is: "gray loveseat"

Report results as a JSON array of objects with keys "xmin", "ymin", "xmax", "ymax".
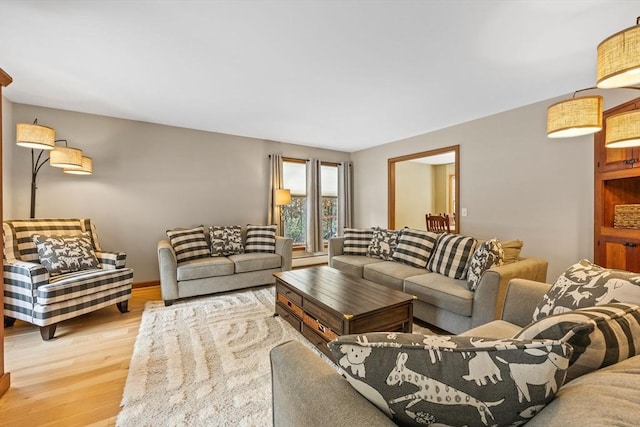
[
  {"xmin": 329, "ymin": 236, "xmax": 548, "ymax": 333},
  {"xmin": 270, "ymin": 278, "xmax": 640, "ymax": 426},
  {"xmin": 157, "ymin": 226, "xmax": 292, "ymax": 306}
]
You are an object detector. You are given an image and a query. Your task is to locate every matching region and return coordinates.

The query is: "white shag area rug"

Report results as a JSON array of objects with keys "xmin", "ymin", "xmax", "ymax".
[{"xmin": 117, "ymin": 285, "xmax": 430, "ymax": 426}]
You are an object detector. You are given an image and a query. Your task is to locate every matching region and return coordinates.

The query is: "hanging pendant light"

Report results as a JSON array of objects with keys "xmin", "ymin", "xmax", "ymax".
[
  {"xmin": 63, "ymin": 156, "xmax": 93, "ymax": 175},
  {"xmin": 597, "ymin": 18, "xmax": 640, "ymax": 89},
  {"xmin": 16, "ymin": 122, "xmax": 55, "ymax": 150},
  {"xmin": 547, "ymin": 95, "xmax": 603, "ymax": 138},
  {"xmin": 605, "ymin": 110, "xmax": 640, "ymax": 148}
]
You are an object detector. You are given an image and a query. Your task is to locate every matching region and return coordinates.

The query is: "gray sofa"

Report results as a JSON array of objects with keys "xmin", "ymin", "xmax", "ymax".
[
  {"xmin": 157, "ymin": 226, "xmax": 292, "ymax": 306},
  {"xmin": 329, "ymin": 236, "xmax": 548, "ymax": 334},
  {"xmin": 270, "ymin": 278, "xmax": 640, "ymax": 426}
]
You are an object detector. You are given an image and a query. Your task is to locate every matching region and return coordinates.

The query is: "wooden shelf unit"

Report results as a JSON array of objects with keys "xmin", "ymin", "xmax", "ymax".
[{"xmin": 594, "ymin": 97, "xmax": 640, "ymax": 273}]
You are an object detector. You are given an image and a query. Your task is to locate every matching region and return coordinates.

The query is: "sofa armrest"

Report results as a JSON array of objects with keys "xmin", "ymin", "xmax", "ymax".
[
  {"xmin": 95, "ymin": 251, "xmax": 127, "ymax": 269},
  {"xmin": 4, "ymin": 260, "xmax": 49, "ymax": 291},
  {"xmin": 157, "ymin": 239, "xmax": 179, "ymax": 302},
  {"xmin": 470, "ymin": 256, "xmax": 548, "ymax": 327},
  {"xmin": 328, "ymin": 237, "xmax": 345, "ymax": 267},
  {"xmin": 270, "ymin": 340, "xmax": 395, "ymax": 427},
  {"xmin": 275, "ymin": 236, "xmax": 293, "ymax": 271},
  {"xmin": 501, "ymin": 278, "xmax": 552, "ymax": 327}
]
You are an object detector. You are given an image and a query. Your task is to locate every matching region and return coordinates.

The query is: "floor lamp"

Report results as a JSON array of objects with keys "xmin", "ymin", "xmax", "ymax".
[{"xmin": 275, "ymin": 189, "xmax": 291, "ymax": 236}]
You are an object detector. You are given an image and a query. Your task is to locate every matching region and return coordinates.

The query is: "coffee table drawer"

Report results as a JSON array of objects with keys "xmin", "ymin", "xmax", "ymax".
[
  {"xmin": 276, "ymin": 281, "xmax": 303, "ymax": 305},
  {"xmin": 276, "ymin": 303, "xmax": 302, "ymax": 331},
  {"xmin": 303, "ymin": 313, "xmax": 338, "ymax": 341},
  {"xmin": 277, "ymin": 292, "xmax": 304, "ymax": 319},
  {"xmin": 304, "ymin": 299, "xmax": 343, "ymax": 333},
  {"xmin": 301, "ymin": 325, "xmax": 333, "ymax": 359}
]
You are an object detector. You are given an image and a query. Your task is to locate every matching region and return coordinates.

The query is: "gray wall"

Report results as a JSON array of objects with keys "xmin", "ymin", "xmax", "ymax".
[
  {"xmin": 351, "ymin": 97, "xmax": 594, "ymax": 281},
  {"xmin": 5, "ymin": 103, "xmax": 350, "ymax": 282}
]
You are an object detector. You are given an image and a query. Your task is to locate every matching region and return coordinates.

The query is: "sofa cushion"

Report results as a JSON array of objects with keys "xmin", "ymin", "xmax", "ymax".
[
  {"xmin": 177, "ymin": 257, "xmax": 234, "ymax": 281},
  {"xmin": 343, "ymin": 228, "xmax": 374, "ymax": 256},
  {"xmin": 38, "ymin": 267, "xmax": 133, "ymax": 305},
  {"xmin": 209, "ymin": 225, "xmax": 244, "ymax": 256},
  {"xmin": 515, "ymin": 303, "xmax": 640, "ymax": 383},
  {"xmin": 245, "ymin": 224, "xmax": 277, "ymax": 253},
  {"xmin": 524, "ymin": 355, "xmax": 640, "ymax": 427},
  {"xmin": 459, "ymin": 319, "xmax": 522, "ymax": 338},
  {"xmin": 366, "ymin": 228, "xmax": 399, "ymax": 261},
  {"xmin": 327, "ymin": 332, "xmax": 572, "ymax": 427},
  {"xmin": 391, "ymin": 228, "xmax": 438, "ymax": 268},
  {"xmin": 404, "ymin": 273, "xmax": 474, "ymax": 317},
  {"xmin": 427, "ymin": 233, "xmax": 477, "ymax": 279},
  {"xmin": 166, "ymin": 226, "xmax": 210, "ymax": 264},
  {"xmin": 331, "ymin": 255, "xmax": 384, "ymax": 277},
  {"xmin": 229, "ymin": 252, "xmax": 281, "ymax": 273},
  {"xmin": 532, "ymin": 259, "xmax": 640, "ymax": 321},
  {"xmin": 363, "ymin": 261, "xmax": 426, "ymax": 292},
  {"xmin": 32, "ymin": 232, "xmax": 99, "ymax": 275},
  {"xmin": 501, "ymin": 239, "xmax": 523, "ymax": 264},
  {"xmin": 467, "ymin": 238, "xmax": 504, "ymax": 291}
]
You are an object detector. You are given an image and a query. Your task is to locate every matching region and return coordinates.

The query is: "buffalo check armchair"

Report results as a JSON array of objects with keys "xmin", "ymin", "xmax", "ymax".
[{"xmin": 3, "ymin": 218, "xmax": 134, "ymax": 340}]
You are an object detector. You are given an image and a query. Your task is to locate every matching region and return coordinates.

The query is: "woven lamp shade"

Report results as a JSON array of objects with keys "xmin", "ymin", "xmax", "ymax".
[
  {"xmin": 50, "ymin": 146, "xmax": 83, "ymax": 168},
  {"xmin": 605, "ymin": 110, "xmax": 640, "ymax": 148},
  {"xmin": 547, "ymin": 95, "xmax": 603, "ymax": 138},
  {"xmin": 63, "ymin": 156, "xmax": 93, "ymax": 175},
  {"xmin": 597, "ymin": 22, "xmax": 640, "ymax": 89},
  {"xmin": 16, "ymin": 123, "xmax": 55, "ymax": 150}
]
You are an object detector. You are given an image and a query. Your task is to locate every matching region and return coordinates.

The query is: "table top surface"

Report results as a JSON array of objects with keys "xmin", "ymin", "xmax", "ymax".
[{"xmin": 274, "ymin": 266, "xmax": 415, "ymax": 318}]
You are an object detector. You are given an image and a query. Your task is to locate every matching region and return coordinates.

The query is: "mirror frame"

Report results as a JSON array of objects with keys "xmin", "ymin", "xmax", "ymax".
[{"xmin": 388, "ymin": 145, "xmax": 460, "ymax": 233}]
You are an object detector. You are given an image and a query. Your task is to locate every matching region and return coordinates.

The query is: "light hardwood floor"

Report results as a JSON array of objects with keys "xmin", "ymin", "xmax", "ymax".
[{"xmin": 0, "ymin": 286, "xmax": 162, "ymax": 427}]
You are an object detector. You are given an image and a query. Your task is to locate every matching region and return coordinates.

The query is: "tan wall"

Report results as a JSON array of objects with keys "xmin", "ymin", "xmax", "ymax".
[
  {"xmin": 351, "ymin": 96, "xmax": 595, "ymax": 281},
  {"xmin": 5, "ymin": 103, "xmax": 350, "ymax": 282},
  {"xmin": 395, "ymin": 161, "xmax": 432, "ymax": 230}
]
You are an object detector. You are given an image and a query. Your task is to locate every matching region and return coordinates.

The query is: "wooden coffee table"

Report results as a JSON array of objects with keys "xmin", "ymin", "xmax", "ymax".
[{"xmin": 274, "ymin": 266, "xmax": 415, "ymax": 358}]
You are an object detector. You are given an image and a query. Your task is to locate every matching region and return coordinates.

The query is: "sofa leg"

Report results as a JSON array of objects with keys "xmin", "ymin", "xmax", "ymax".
[
  {"xmin": 40, "ymin": 324, "xmax": 57, "ymax": 341},
  {"xmin": 4, "ymin": 316, "xmax": 16, "ymax": 328},
  {"xmin": 116, "ymin": 301, "xmax": 129, "ymax": 313},
  {"xmin": 164, "ymin": 300, "xmax": 174, "ymax": 307}
]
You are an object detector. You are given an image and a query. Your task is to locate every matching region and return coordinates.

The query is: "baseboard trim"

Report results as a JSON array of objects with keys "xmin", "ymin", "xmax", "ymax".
[
  {"xmin": 0, "ymin": 372, "xmax": 10, "ymax": 397},
  {"xmin": 133, "ymin": 280, "xmax": 160, "ymax": 289}
]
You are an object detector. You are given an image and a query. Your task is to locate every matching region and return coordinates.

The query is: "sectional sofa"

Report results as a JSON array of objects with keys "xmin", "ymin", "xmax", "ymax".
[
  {"xmin": 329, "ymin": 232, "xmax": 548, "ymax": 334},
  {"xmin": 270, "ymin": 277, "xmax": 640, "ymax": 426}
]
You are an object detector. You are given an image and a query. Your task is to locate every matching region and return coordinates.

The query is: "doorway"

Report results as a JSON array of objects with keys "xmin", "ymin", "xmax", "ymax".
[{"xmin": 388, "ymin": 145, "xmax": 459, "ymax": 233}]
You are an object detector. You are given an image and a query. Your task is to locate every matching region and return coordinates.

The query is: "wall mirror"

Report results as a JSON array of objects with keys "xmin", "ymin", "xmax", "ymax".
[{"xmin": 388, "ymin": 145, "xmax": 460, "ymax": 233}]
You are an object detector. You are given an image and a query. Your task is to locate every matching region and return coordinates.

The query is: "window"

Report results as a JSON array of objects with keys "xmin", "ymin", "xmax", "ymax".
[{"xmin": 282, "ymin": 159, "xmax": 339, "ymax": 247}]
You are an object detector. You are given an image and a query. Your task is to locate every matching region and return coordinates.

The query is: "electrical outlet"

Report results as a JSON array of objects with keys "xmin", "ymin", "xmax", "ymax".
[{"xmin": 461, "ymin": 208, "xmax": 468, "ymax": 217}]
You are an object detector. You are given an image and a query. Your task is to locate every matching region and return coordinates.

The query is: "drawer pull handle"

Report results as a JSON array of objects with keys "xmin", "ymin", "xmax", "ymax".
[
  {"xmin": 623, "ymin": 158, "xmax": 638, "ymax": 165},
  {"xmin": 623, "ymin": 242, "xmax": 638, "ymax": 248}
]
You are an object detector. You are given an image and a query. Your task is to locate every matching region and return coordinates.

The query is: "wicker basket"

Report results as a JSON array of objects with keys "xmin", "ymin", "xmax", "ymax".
[{"xmin": 614, "ymin": 204, "xmax": 640, "ymax": 229}]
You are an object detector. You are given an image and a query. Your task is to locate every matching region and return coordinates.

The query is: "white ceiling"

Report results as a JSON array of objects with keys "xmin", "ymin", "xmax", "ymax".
[{"xmin": 0, "ymin": 1, "xmax": 637, "ymax": 152}]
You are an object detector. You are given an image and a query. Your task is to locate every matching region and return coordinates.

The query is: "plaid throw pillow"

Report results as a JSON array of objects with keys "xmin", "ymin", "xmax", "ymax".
[
  {"xmin": 245, "ymin": 225, "xmax": 277, "ymax": 253},
  {"xmin": 209, "ymin": 225, "xmax": 244, "ymax": 256},
  {"xmin": 515, "ymin": 303, "xmax": 640, "ymax": 382},
  {"xmin": 391, "ymin": 228, "xmax": 438, "ymax": 268},
  {"xmin": 343, "ymin": 228, "xmax": 374, "ymax": 255},
  {"xmin": 166, "ymin": 226, "xmax": 210, "ymax": 264},
  {"xmin": 427, "ymin": 233, "xmax": 477, "ymax": 279}
]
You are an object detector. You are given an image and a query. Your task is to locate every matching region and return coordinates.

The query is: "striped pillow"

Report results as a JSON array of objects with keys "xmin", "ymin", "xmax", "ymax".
[
  {"xmin": 426, "ymin": 233, "xmax": 477, "ymax": 279},
  {"xmin": 343, "ymin": 228, "xmax": 374, "ymax": 256},
  {"xmin": 245, "ymin": 225, "xmax": 277, "ymax": 253},
  {"xmin": 391, "ymin": 228, "xmax": 438, "ymax": 268},
  {"xmin": 166, "ymin": 226, "xmax": 210, "ymax": 264},
  {"xmin": 515, "ymin": 303, "xmax": 640, "ymax": 382}
]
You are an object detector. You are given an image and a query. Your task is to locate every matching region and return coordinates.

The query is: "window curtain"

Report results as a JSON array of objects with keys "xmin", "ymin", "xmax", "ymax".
[
  {"xmin": 338, "ymin": 161, "xmax": 353, "ymax": 234},
  {"xmin": 306, "ymin": 158, "xmax": 323, "ymax": 253},
  {"xmin": 268, "ymin": 154, "xmax": 285, "ymax": 235}
]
